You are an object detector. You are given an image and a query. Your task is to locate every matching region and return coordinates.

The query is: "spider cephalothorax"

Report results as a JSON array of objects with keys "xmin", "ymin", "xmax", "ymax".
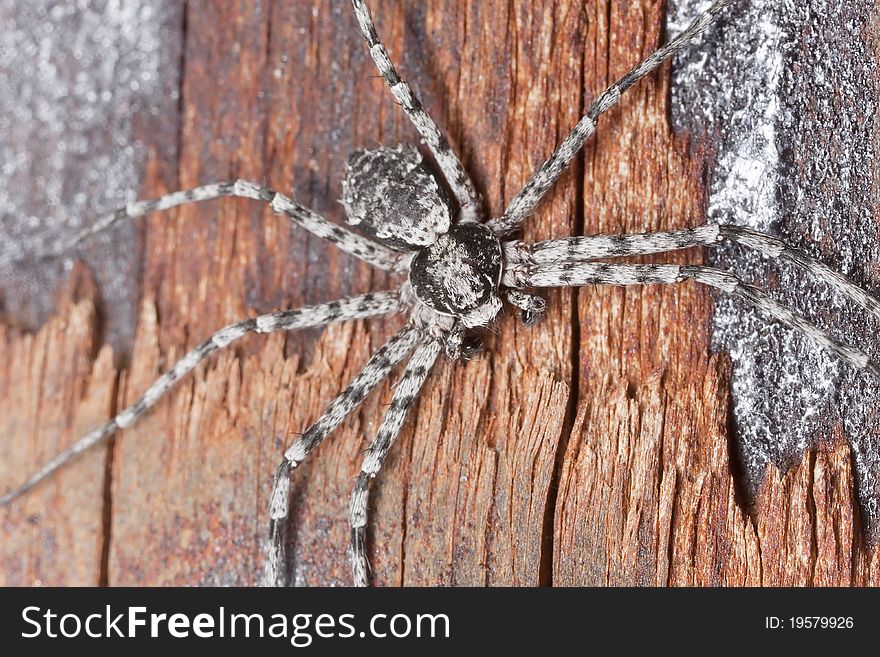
[
  {"xmin": 409, "ymin": 222, "xmax": 504, "ymax": 329},
  {"xmin": 5, "ymin": 0, "xmax": 880, "ymax": 588}
]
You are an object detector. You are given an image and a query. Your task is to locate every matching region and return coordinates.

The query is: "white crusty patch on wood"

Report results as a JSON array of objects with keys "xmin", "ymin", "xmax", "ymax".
[
  {"xmin": 0, "ymin": 0, "xmax": 183, "ymax": 353},
  {"xmin": 670, "ymin": 0, "xmax": 880, "ymax": 535}
]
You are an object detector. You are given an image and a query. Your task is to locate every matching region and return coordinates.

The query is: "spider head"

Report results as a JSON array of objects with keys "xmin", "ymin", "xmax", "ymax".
[
  {"xmin": 341, "ymin": 145, "xmax": 452, "ymax": 249},
  {"xmin": 409, "ymin": 222, "xmax": 503, "ymax": 328}
]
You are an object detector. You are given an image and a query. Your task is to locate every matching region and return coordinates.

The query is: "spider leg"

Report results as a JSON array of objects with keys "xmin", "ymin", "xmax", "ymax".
[
  {"xmin": 505, "ymin": 289, "xmax": 547, "ymax": 326},
  {"xmin": 262, "ymin": 324, "xmax": 422, "ymax": 587},
  {"xmin": 0, "ymin": 291, "xmax": 402, "ymax": 506},
  {"xmin": 519, "ymin": 261, "xmax": 880, "ymax": 378},
  {"xmin": 0, "ymin": 180, "xmax": 402, "ymax": 272},
  {"xmin": 489, "ymin": 0, "xmax": 736, "ymax": 235},
  {"xmin": 504, "ymin": 224, "xmax": 724, "ymax": 266},
  {"xmin": 504, "ymin": 223, "xmax": 880, "ymax": 322},
  {"xmin": 348, "ymin": 335, "xmax": 441, "ymax": 587},
  {"xmin": 349, "ymin": 0, "xmax": 481, "ymax": 223}
]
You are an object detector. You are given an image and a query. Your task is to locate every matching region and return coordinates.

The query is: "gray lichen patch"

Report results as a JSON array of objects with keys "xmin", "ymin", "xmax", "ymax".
[
  {"xmin": 0, "ymin": 0, "xmax": 183, "ymax": 356},
  {"xmin": 669, "ymin": 0, "xmax": 880, "ymax": 540}
]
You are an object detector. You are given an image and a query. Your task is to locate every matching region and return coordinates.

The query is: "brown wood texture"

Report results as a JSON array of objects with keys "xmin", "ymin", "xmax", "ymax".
[{"xmin": 2, "ymin": 0, "xmax": 880, "ymax": 586}]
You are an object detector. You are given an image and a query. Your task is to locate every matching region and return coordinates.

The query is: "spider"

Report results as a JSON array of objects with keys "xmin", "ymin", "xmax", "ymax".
[{"xmin": 2, "ymin": 0, "xmax": 879, "ymax": 586}]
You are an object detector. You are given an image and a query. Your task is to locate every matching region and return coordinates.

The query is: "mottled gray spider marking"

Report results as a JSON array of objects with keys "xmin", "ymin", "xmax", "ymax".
[
  {"xmin": 410, "ymin": 223, "xmax": 503, "ymax": 328},
  {"xmin": 342, "ymin": 146, "xmax": 452, "ymax": 249},
  {"xmin": 5, "ymin": 0, "xmax": 879, "ymax": 587}
]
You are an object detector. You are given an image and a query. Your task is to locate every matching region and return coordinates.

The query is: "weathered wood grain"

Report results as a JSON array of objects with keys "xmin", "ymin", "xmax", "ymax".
[
  {"xmin": 1, "ymin": 268, "xmax": 113, "ymax": 585},
  {"xmin": 2, "ymin": 0, "xmax": 879, "ymax": 586}
]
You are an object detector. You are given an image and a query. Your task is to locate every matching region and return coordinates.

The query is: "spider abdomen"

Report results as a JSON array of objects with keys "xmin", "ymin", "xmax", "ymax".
[
  {"xmin": 341, "ymin": 145, "xmax": 452, "ymax": 250},
  {"xmin": 410, "ymin": 222, "xmax": 503, "ymax": 328}
]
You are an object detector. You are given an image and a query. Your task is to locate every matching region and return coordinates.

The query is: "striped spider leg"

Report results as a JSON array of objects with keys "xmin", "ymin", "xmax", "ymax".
[
  {"xmin": 0, "ymin": 291, "xmax": 405, "ymax": 507},
  {"xmin": 350, "ymin": 0, "xmax": 481, "ymax": 223},
  {"xmin": 508, "ymin": 225, "xmax": 880, "ymax": 321},
  {"xmin": 0, "ymin": 180, "xmax": 404, "ymax": 273},
  {"xmin": 263, "ymin": 322, "xmax": 424, "ymax": 587},
  {"xmin": 488, "ymin": 0, "xmax": 737, "ymax": 237},
  {"xmin": 501, "ymin": 228, "xmax": 880, "ymax": 379}
]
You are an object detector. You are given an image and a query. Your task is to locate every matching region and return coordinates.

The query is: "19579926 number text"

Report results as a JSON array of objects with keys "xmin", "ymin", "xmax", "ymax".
[{"xmin": 765, "ymin": 617, "xmax": 854, "ymax": 630}]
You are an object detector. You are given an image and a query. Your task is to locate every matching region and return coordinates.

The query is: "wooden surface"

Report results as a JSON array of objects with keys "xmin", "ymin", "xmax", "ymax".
[{"xmin": 2, "ymin": 0, "xmax": 880, "ymax": 586}]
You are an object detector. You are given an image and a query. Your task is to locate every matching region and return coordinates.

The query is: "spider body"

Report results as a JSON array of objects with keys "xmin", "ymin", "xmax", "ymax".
[
  {"xmin": 3, "ymin": 0, "xmax": 879, "ymax": 587},
  {"xmin": 341, "ymin": 145, "xmax": 452, "ymax": 249},
  {"xmin": 342, "ymin": 143, "xmax": 505, "ymax": 344}
]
